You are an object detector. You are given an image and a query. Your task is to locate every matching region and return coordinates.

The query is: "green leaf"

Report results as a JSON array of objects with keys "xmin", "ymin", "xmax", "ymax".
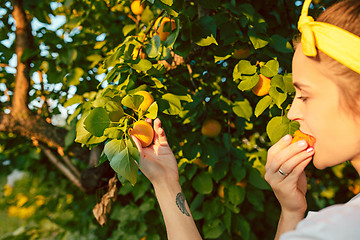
[
  {"xmin": 238, "ymin": 74, "xmax": 259, "ymax": 91},
  {"xmin": 65, "ymin": 121, "xmax": 77, "ymax": 148},
  {"xmin": 235, "ymin": 216, "xmax": 250, "ymax": 240},
  {"xmin": 203, "ymin": 219, "xmax": 224, "ymax": 239},
  {"xmin": 214, "ymin": 55, "xmax": 232, "ymax": 63},
  {"xmin": 270, "ymin": 75, "xmax": 285, "ymax": 90},
  {"xmin": 247, "ymin": 189, "xmax": 265, "ymax": 211},
  {"xmin": 75, "ymin": 112, "xmax": 107, "ymax": 145},
  {"xmin": 248, "ymin": 168, "xmax": 270, "ymax": 190},
  {"xmin": 192, "ymin": 172, "xmax": 213, "ymax": 194},
  {"xmin": 64, "ymin": 67, "xmax": 84, "ymax": 86},
  {"xmin": 193, "ymin": 16, "xmax": 217, "ymax": 47},
  {"xmin": 212, "ymin": 161, "xmax": 229, "ymax": 183},
  {"xmin": 254, "ymin": 95, "xmax": 272, "ymax": 117},
  {"xmin": 127, "ymin": 140, "xmax": 140, "ymax": 166},
  {"xmin": 260, "ymin": 60, "xmax": 279, "ymax": 78},
  {"xmin": 266, "ymin": 116, "xmax": 290, "ymax": 144},
  {"xmin": 248, "ymin": 28, "xmax": 269, "ymax": 49},
  {"xmin": 110, "ymin": 147, "xmax": 138, "ymax": 186},
  {"xmin": 146, "ymin": 35, "xmax": 161, "ymax": 58},
  {"xmin": 63, "ymin": 95, "xmax": 83, "ymax": 108},
  {"xmin": 122, "ymin": 24, "xmax": 137, "ymax": 36},
  {"xmin": 161, "ymin": 93, "xmax": 182, "ymax": 115},
  {"xmin": 164, "ymin": 19, "xmax": 180, "ymax": 48},
  {"xmin": 145, "ymin": 102, "xmax": 158, "ymax": 119},
  {"xmin": 283, "ymin": 73, "xmax": 295, "ymax": 93},
  {"xmin": 270, "ymin": 34, "xmax": 293, "ymax": 53},
  {"xmin": 104, "ymin": 139, "xmax": 126, "ymax": 161},
  {"xmin": 228, "ymin": 185, "xmax": 245, "ymax": 206},
  {"xmin": 121, "ymin": 94, "xmax": 143, "ymax": 111},
  {"xmin": 104, "ymin": 127, "xmax": 123, "ymax": 139},
  {"xmin": 160, "ymin": 0, "xmax": 173, "ymax": 6},
  {"xmin": 196, "ymin": 34, "xmax": 218, "ymax": 47},
  {"xmin": 130, "ymin": 59, "xmax": 153, "ymax": 72},
  {"xmin": 231, "ymin": 161, "xmax": 246, "ymax": 182},
  {"xmin": 20, "ymin": 48, "xmax": 40, "ymax": 61},
  {"xmin": 83, "ymin": 107, "xmax": 111, "ymax": 137},
  {"xmin": 269, "ymin": 87, "xmax": 287, "ymax": 109},
  {"xmin": 233, "ymin": 60, "xmax": 257, "ymax": 80},
  {"xmin": 232, "ymin": 99, "xmax": 252, "ymax": 121}
]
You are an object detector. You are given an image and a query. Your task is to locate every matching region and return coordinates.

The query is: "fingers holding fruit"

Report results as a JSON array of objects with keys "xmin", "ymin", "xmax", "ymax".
[{"xmin": 265, "ymin": 131, "xmax": 316, "ymax": 212}]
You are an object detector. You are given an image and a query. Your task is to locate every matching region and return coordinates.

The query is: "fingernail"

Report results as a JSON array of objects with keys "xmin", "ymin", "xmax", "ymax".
[
  {"xmin": 306, "ymin": 147, "xmax": 314, "ymax": 153},
  {"xmin": 282, "ymin": 135, "xmax": 291, "ymax": 142},
  {"xmin": 297, "ymin": 140, "xmax": 307, "ymax": 147}
]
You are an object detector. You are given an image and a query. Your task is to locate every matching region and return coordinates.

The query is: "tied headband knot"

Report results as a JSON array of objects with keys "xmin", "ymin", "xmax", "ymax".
[
  {"xmin": 297, "ymin": 0, "xmax": 360, "ymax": 75},
  {"xmin": 298, "ymin": 15, "xmax": 317, "ymax": 56}
]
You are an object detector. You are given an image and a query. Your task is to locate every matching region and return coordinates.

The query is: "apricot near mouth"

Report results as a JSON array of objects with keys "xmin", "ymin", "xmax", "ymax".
[{"xmin": 291, "ymin": 130, "xmax": 316, "ymax": 148}]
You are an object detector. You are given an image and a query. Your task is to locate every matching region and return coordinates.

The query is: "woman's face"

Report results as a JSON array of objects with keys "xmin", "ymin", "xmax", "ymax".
[{"xmin": 288, "ymin": 45, "xmax": 360, "ymax": 170}]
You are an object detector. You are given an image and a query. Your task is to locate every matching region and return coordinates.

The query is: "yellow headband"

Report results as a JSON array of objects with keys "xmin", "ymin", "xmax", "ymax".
[{"xmin": 298, "ymin": 0, "xmax": 360, "ymax": 75}]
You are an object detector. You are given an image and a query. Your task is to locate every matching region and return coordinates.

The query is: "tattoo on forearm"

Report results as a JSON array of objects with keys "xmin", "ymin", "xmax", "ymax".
[{"xmin": 176, "ymin": 192, "xmax": 190, "ymax": 217}]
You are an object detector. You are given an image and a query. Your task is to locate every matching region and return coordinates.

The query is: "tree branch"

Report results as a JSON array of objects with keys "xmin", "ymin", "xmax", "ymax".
[
  {"xmin": 39, "ymin": 143, "xmax": 85, "ymax": 192},
  {"xmin": 10, "ymin": 0, "xmax": 33, "ymax": 115}
]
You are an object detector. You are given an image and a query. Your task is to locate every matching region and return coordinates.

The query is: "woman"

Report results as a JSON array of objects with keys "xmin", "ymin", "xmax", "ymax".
[
  {"xmin": 265, "ymin": 0, "xmax": 360, "ymax": 239},
  {"xmin": 132, "ymin": 0, "xmax": 360, "ymax": 239}
]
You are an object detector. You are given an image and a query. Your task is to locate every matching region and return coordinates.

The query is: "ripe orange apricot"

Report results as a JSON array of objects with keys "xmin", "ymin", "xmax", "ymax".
[
  {"xmin": 153, "ymin": 17, "xmax": 176, "ymax": 42},
  {"xmin": 291, "ymin": 130, "xmax": 316, "ymax": 147},
  {"xmin": 134, "ymin": 91, "xmax": 154, "ymax": 113},
  {"xmin": 130, "ymin": 0, "xmax": 144, "ymax": 15},
  {"xmin": 129, "ymin": 120, "xmax": 154, "ymax": 147},
  {"xmin": 233, "ymin": 46, "xmax": 251, "ymax": 59},
  {"xmin": 252, "ymin": 74, "xmax": 271, "ymax": 96},
  {"xmin": 201, "ymin": 119, "xmax": 221, "ymax": 138}
]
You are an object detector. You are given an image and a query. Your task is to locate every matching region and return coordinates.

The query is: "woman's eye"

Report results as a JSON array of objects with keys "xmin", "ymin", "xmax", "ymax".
[{"xmin": 297, "ymin": 96, "xmax": 308, "ymax": 102}]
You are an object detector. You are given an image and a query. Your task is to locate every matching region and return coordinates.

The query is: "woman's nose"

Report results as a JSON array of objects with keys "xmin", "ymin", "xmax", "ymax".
[{"xmin": 287, "ymin": 100, "xmax": 302, "ymax": 121}]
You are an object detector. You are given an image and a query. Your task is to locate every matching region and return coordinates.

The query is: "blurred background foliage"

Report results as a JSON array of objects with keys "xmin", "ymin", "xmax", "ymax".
[{"xmin": 1, "ymin": 0, "xmax": 359, "ymax": 239}]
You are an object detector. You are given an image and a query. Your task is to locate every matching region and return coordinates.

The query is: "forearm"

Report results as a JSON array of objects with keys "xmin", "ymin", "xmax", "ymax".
[
  {"xmin": 153, "ymin": 181, "xmax": 202, "ymax": 240},
  {"xmin": 275, "ymin": 210, "xmax": 305, "ymax": 240}
]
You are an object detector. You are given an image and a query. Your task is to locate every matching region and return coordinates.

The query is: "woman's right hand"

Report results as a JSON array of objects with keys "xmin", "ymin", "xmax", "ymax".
[
  {"xmin": 131, "ymin": 118, "xmax": 179, "ymax": 187},
  {"xmin": 264, "ymin": 134, "xmax": 315, "ymax": 214}
]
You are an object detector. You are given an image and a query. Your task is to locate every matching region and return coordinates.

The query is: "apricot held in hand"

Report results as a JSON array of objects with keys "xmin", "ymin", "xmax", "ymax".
[
  {"xmin": 291, "ymin": 130, "xmax": 316, "ymax": 147},
  {"xmin": 129, "ymin": 120, "xmax": 154, "ymax": 147}
]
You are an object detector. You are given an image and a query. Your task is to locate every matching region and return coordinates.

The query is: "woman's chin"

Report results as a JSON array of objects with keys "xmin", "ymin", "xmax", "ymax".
[{"xmin": 312, "ymin": 155, "xmax": 327, "ymax": 170}]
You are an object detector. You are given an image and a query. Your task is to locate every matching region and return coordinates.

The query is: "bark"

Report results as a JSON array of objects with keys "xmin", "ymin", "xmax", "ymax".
[
  {"xmin": 10, "ymin": 0, "xmax": 32, "ymax": 116},
  {"xmin": 4, "ymin": 0, "xmax": 101, "ymax": 192}
]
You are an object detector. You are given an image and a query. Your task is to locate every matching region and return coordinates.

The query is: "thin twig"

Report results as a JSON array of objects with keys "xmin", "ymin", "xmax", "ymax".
[
  {"xmin": 39, "ymin": 143, "xmax": 85, "ymax": 192},
  {"xmin": 186, "ymin": 63, "xmax": 197, "ymax": 89}
]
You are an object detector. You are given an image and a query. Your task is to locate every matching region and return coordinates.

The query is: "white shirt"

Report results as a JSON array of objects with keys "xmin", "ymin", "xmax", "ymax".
[{"xmin": 280, "ymin": 194, "xmax": 360, "ymax": 240}]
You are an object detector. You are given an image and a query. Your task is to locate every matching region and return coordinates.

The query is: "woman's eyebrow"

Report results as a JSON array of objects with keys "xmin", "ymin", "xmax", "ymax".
[{"xmin": 293, "ymin": 82, "xmax": 311, "ymax": 90}]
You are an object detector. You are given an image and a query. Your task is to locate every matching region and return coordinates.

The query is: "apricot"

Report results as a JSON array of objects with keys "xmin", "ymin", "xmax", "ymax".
[
  {"xmin": 129, "ymin": 120, "xmax": 154, "ymax": 147},
  {"xmin": 130, "ymin": 0, "xmax": 144, "ymax": 15},
  {"xmin": 233, "ymin": 46, "xmax": 251, "ymax": 59},
  {"xmin": 201, "ymin": 119, "xmax": 221, "ymax": 138},
  {"xmin": 134, "ymin": 91, "xmax": 154, "ymax": 113},
  {"xmin": 252, "ymin": 74, "xmax": 271, "ymax": 96},
  {"xmin": 153, "ymin": 17, "xmax": 176, "ymax": 42},
  {"xmin": 291, "ymin": 130, "xmax": 316, "ymax": 147}
]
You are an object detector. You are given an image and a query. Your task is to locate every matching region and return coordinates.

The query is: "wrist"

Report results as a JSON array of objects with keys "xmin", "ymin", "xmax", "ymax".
[
  {"xmin": 153, "ymin": 179, "xmax": 181, "ymax": 195},
  {"xmin": 281, "ymin": 208, "xmax": 306, "ymax": 221}
]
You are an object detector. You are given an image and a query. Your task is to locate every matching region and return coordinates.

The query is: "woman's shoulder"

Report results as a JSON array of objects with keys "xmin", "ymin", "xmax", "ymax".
[{"xmin": 280, "ymin": 194, "xmax": 360, "ymax": 240}]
